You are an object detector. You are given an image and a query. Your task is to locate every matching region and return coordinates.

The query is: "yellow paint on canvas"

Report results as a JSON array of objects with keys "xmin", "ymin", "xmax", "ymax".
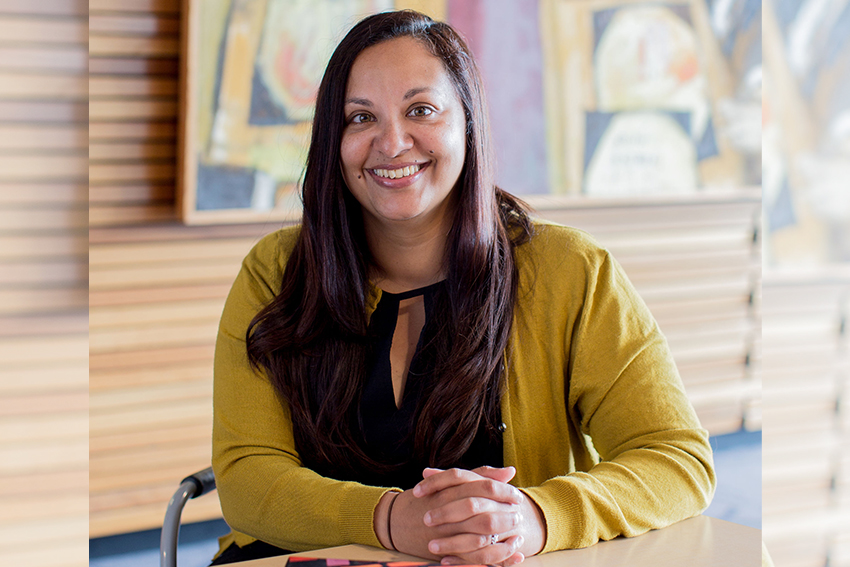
[
  {"xmin": 395, "ymin": 0, "xmax": 446, "ymax": 21},
  {"xmin": 196, "ymin": 0, "xmax": 232, "ymax": 153}
]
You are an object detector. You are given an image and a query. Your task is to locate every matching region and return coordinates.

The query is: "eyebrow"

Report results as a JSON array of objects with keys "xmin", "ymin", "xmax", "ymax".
[
  {"xmin": 344, "ymin": 97, "xmax": 372, "ymax": 107},
  {"xmin": 344, "ymin": 87, "xmax": 435, "ymax": 107},
  {"xmin": 403, "ymin": 87, "xmax": 433, "ymax": 99}
]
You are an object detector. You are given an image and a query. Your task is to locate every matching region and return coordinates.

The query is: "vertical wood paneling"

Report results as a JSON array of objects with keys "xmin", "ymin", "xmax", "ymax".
[{"xmin": 0, "ymin": 1, "xmax": 88, "ymax": 565}]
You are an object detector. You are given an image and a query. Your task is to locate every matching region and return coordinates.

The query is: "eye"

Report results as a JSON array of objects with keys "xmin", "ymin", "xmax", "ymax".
[
  {"xmin": 408, "ymin": 106, "xmax": 433, "ymax": 118},
  {"xmin": 349, "ymin": 112, "xmax": 374, "ymax": 124}
]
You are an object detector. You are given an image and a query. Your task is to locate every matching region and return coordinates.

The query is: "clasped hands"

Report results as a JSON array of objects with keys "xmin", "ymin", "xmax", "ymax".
[{"xmin": 374, "ymin": 466, "xmax": 545, "ymax": 566}]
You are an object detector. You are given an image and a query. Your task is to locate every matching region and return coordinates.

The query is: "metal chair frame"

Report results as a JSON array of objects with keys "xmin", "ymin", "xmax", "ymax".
[{"xmin": 160, "ymin": 467, "xmax": 217, "ymax": 567}]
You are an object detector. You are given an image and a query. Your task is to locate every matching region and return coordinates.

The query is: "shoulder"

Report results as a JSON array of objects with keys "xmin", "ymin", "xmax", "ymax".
[
  {"xmin": 229, "ymin": 224, "xmax": 302, "ymax": 304},
  {"xmin": 242, "ymin": 224, "xmax": 301, "ymax": 273},
  {"xmin": 517, "ymin": 219, "xmax": 611, "ymax": 272},
  {"xmin": 247, "ymin": 224, "xmax": 301, "ymax": 261}
]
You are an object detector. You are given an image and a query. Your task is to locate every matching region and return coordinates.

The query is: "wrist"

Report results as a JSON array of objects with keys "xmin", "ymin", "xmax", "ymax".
[
  {"xmin": 518, "ymin": 490, "xmax": 546, "ymax": 556},
  {"xmin": 373, "ymin": 491, "xmax": 399, "ymax": 550}
]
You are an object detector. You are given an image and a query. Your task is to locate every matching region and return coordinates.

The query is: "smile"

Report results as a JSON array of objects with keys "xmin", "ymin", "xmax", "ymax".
[{"xmin": 372, "ymin": 164, "xmax": 422, "ymax": 179}]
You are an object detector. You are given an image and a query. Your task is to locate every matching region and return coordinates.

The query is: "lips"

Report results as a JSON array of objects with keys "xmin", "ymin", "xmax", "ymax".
[{"xmin": 367, "ymin": 161, "xmax": 429, "ymax": 187}]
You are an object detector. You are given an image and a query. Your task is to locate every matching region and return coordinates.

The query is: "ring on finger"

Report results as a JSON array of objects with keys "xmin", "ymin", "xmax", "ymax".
[{"xmin": 490, "ymin": 534, "xmax": 498, "ymax": 545}]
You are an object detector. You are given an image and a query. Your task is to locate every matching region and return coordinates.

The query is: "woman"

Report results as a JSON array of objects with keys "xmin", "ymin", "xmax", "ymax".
[{"xmin": 212, "ymin": 10, "xmax": 714, "ymax": 566}]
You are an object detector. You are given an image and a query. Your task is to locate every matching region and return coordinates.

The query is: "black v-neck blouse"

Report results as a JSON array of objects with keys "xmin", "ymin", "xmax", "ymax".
[{"xmin": 349, "ymin": 281, "xmax": 503, "ymax": 489}]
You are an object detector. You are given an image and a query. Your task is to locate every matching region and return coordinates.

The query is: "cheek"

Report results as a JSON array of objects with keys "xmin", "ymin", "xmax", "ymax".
[
  {"xmin": 445, "ymin": 130, "xmax": 467, "ymax": 171},
  {"xmin": 339, "ymin": 137, "xmax": 365, "ymax": 185},
  {"xmin": 339, "ymin": 138, "xmax": 355, "ymax": 170},
  {"xmin": 340, "ymin": 131, "xmax": 369, "ymax": 162}
]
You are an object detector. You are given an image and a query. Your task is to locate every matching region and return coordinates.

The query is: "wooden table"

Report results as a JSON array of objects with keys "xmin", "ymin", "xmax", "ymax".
[{"xmin": 236, "ymin": 515, "xmax": 762, "ymax": 567}]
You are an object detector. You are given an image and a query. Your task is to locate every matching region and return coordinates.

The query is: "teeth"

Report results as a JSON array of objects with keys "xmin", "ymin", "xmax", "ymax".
[{"xmin": 373, "ymin": 164, "xmax": 421, "ymax": 179}]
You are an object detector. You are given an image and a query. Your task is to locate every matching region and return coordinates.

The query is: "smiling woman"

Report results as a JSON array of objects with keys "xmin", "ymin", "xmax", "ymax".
[
  {"xmin": 340, "ymin": 36, "xmax": 466, "ymax": 237},
  {"xmin": 210, "ymin": 10, "xmax": 715, "ymax": 567}
]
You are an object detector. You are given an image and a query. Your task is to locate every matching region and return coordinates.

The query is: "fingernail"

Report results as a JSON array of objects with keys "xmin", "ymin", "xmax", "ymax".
[
  {"xmin": 516, "ymin": 536, "xmax": 524, "ymax": 548},
  {"xmin": 429, "ymin": 541, "xmax": 440, "ymax": 553},
  {"xmin": 413, "ymin": 485, "xmax": 422, "ymax": 497},
  {"xmin": 423, "ymin": 512, "xmax": 432, "ymax": 525}
]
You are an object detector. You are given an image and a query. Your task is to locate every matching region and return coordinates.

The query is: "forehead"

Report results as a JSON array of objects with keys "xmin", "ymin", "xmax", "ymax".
[{"xmin": 345, "ymin": 36, "xmax": 456, "ymax": 98}]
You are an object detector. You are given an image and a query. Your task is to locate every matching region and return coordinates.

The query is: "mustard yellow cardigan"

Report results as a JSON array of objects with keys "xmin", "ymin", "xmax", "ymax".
[{"xmin": 212, "ymin": 221, "xmax": 716, "ymax": 555}]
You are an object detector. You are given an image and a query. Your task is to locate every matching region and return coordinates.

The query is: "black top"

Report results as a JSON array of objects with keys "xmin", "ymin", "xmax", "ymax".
[{"xmin": 350, "ymin": 281, "xmax": 503, "ymax": 489}]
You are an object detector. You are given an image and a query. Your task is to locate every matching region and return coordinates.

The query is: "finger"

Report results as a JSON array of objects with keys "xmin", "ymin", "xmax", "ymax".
[
  {"xmin": 422, "ymin": 467, "xmax": 443, "ymax": 479},
  {"xmin": 458, "ymin": 506, "xmax": 522, "ymax": 535},
  {"xmin": 426, "ymin": 466, "xmax": 514, "ymax": 482},
  {"xmin": 435, "ymin": 535, "xmax": 524, "ymax": 566},
  {"xmin": 441, "ymin": 555, "xmax": 524, "ymax": 567},
  {"xmin": 429, "ymin": 478, "xmax": 524, "ymax": 513},
  {"xmin": 424, "ymin": 498, "xmax": 520, "ymax": 528},
  {"xmin": 414, "ymin": 469, "xmax": 523, "ymax": 502},
  {"xmin": 428, "ymin": 532, "xmax": 501, "ymax": 556},
  {"xmin": 471, "ymin": 465, "xmax": 516, "ymax": 484},
  {"xmin": 413, "ymin": 468, "xmax": 483, "ymax": 497}
]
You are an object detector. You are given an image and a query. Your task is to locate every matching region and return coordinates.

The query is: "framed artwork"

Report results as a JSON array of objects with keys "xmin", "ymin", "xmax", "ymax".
[
  {"xmin": 178, "ymin": 0, "xmax": 755, "ymax": 224},
  {"xmin": 539, "ymin": 0, "xmax": 744, "ymax": 195},
  {"xmin": 763, "ymin": 0, "xmax": 850, "ymax": 265},
  {"xmin": 178, "ymin": 0, "xmax": 446, "ymax": 224}
]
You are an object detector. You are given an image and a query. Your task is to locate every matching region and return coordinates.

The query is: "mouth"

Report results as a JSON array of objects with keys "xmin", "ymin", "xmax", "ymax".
[
  {"xmin": 367, "ymin": 161, "xmax": 429, "ymax": 187},
  {"xmin": 370, "ymin": 162, "xmax": 428, "ymax": 179}
]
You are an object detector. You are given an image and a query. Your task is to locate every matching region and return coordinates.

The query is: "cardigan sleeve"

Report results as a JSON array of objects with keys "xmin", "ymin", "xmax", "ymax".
[
  {"xmin": 519, "ymin": 228, "xmax": 716, "ymax": 552},
  {"xmin": 211, "ymin": 229, "xmax": 395, "ymax": 552}
]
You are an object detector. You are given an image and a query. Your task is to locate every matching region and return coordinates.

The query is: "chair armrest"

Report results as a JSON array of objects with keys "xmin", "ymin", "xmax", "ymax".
[{"xmin": 161, "ymin": 467, "xmax": 217, "ymax": 567}]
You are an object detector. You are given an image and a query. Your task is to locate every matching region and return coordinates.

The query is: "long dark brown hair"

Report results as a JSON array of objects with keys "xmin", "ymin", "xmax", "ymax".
[{"xmin": 246, "ymin": 10, "xmax": 533, "ymax": 478}]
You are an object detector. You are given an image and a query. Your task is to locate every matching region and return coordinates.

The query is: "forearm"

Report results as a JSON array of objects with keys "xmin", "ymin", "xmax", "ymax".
[
  {"xmin": 216, "ymin": 451, "xmax": 392, "ymax": 551},
  {"xmin": 523, "ymin": 428, "xmax": 715, "ymax": 552},
  {"xmin": 214, "ymin": 329, "xmax": 394, "ymax": 550}
]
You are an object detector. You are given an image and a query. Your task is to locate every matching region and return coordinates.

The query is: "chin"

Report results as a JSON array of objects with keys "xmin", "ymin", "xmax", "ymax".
[{"xmin": 380, "ymin": 211, "xmax": 423, "ymax": 223}]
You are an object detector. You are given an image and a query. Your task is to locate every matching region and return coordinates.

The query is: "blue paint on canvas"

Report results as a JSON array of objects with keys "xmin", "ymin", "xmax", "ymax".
[
  {"xmin": 697, "ymin": 115, "xmax": 720, "ymax": 161},
  {"xmin": 768, "ymin": 178, "xmax": 796, "ymax": 232},
  {"xmin": 196, "ymin": 162, "xmax": 256, "ymax": 210},
  {"xmin": 584, "ymin": 110, "xmax": 691, "ymax": 172},
  {"xmin": 249, "ymin": 65, "xmax": 300, "ymax": 125}
]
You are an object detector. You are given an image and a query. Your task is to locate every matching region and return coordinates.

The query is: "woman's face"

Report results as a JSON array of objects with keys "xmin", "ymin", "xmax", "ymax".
[{"xmin": 340, "ymin": 37, "xmax": 467, "ymax": 232}]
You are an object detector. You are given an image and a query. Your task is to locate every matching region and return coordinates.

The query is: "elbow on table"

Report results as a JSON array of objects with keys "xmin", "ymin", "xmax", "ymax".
[{"xmin": 691, "ymin": 436, "xmax": 718, "ymax": 513}]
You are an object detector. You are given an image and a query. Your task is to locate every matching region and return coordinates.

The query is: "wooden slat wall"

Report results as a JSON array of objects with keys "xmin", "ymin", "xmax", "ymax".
[
  {"xmin": 88, "ymin": 1, "xmax": 763, "ymax": 539},
  {"xmin": 89, "ymin": 224, "xmax": 267, "ymax": 536},
  {"xmin": 762, "ymin": 272, "xmax": 850, "ymax": 567},
  {"xmin": 88, "ymin": 0, "xmax": 238, "ymax": 537},
  {"xmin": 0, "ymin": 0, "xmax": 88, "ymax": 565},
  {"xmin": 529, "ymin": 192, "xmax": 762, "ymax": 434},
  {"xmin": 88, "ymin": 0, "xmax": 180, "ymax": 228}
]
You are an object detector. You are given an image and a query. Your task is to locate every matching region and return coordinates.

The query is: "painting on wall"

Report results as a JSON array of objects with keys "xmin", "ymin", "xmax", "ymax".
[
  {"xmin": 178, "ymin": 0, "xmax": 446, "ymax": 224},
  {"xmin": 179, "ymin": 0, "xmax": 757, "ymax": 224},
  {"xmin": 763, "ymin": 0, "xmax": 850, "ymax": 265},
  {"xmin": 539, "ymin": 0, "xmax": 747, "ymax": 196}
]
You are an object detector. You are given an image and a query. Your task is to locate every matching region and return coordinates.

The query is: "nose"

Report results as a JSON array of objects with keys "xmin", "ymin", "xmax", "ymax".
[{"xmin": 374, "ymin": 117, "xmax": 412, "ymax": 157}]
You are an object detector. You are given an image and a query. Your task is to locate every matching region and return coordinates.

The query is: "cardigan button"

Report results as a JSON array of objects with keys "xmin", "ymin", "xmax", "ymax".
[{"xmin": 498, "ymin": 422, "xmax": 507, "ymax": 433}]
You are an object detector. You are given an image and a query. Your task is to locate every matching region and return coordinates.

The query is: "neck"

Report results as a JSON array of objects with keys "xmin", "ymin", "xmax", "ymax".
[{"xmin": 364, "ymin": 210, "xmax": 454, "ymax": 294}]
